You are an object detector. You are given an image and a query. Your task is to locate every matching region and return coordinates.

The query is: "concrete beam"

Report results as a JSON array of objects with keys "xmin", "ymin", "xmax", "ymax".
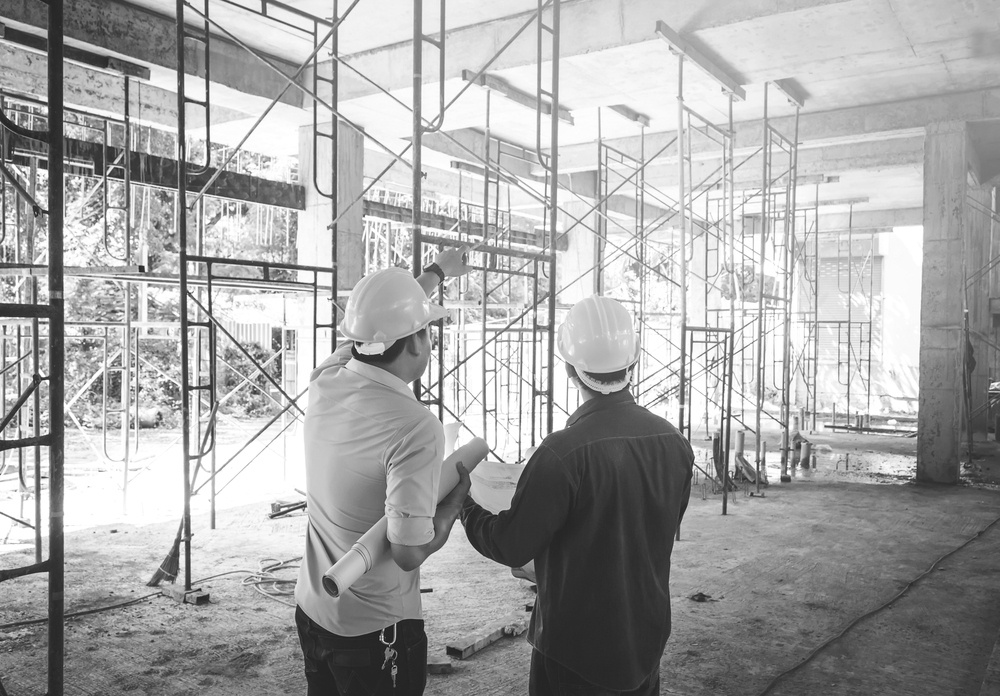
[
  {"xmin": 419, "ymin": 131, "xmax": 672, "ymax": 225},
  {"xmin": 421, "ymin": 128, "xmax": 536, "ymax": 180},
  {"xmin": 0, "ymin": 42, "xmax": 247, "ymax": 131},
  {"xmin": 1, "ymin": 0, "xmax": 302, "ymax": 113},
  {"xmin": 1, "ymin": 23, "xmax": 149, "ymax": 79},
  {"xmin": 8, "ymin": 132, "xmax": 303, "ymax": 208},
  {"xmin": 557, "ymin": 171, "xmax": 674, "ymax": 223},
  {"xmin": 556, "ymin": 88, "xmax": 1000, "ymax": 172},
  {"xmin": 809, "ymin": 208, "xmax": 923, "ymax": 230},
  {"xmin": 639, "ymin": 135, "xmax": 926, "ymax": 192},
  {"xmin": 462, "ymin": 70, "xmax": 573, "ymax": 125},
  {"xmin": 335, "ymin": 0, "xmax": 859, "ymax": 101}
]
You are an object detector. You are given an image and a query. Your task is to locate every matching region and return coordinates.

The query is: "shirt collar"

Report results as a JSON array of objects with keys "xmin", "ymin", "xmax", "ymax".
[
  {"xmin": 344, "ymin": 358, "xmax": 416, "ymax": 400},
  {"xmin": 566, "ymin": 389, "xmax": 636, "ymax": 427}
]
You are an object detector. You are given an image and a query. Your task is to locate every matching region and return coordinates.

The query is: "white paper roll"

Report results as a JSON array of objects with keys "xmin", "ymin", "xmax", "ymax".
[{"xmin": 322, "ymin": 436, "xmax": 489, "ymax": 597}]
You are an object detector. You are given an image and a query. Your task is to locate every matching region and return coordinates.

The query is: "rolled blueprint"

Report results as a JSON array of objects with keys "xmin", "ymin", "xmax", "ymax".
[{"xmin": 322, "ymin": 437, "xmax": 490, "ymax": 598}]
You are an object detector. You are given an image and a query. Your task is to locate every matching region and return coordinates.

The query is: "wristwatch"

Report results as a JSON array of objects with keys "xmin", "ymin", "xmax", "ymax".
[{"xmin": 423, "ymin": 262, "xmax": 445, "ymax": 284}]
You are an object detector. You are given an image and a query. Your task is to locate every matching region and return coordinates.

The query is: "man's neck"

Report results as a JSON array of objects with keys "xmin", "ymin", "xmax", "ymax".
[{"xmin": 371, "ymin": 360, "xmax": 415, "ymax": 386}]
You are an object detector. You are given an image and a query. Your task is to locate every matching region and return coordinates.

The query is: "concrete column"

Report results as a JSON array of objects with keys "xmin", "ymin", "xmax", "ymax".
[
  {"xmin": 295, "ymin": 121, "xmax": 364, "ymax": 388},
  {"xmin": 917, "ymin": 122, "xmax": 968, "ymax": 483},
  {"xmin": 558, "ymin": 200, "xmax": 599, "ymax": 305},
  {"xmin": 297, "ymin": 121, "xmax": 364, "ymax": 285}
]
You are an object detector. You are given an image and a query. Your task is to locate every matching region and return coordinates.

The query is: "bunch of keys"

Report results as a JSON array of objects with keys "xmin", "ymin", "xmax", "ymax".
[{"xmin": 379, "ymin": 624, "xmax": 398, "ymax": 690}]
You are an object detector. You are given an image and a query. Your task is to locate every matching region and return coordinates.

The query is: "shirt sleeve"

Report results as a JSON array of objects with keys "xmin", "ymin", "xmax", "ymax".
[
  {"xmin": 384, "ymin": 415, "xmax": 444, "ymax": 546},
  {"xmin": 309, "ymin": 341, "xmax": 355, "ymax": 382},
  {"xmin": 461, "ymin": 444, "xmax": 573, "ymax": 568}
]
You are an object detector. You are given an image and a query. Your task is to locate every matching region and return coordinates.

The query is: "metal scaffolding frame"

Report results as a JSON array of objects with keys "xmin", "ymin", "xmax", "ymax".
[
  {"xmin": 3, "ymin": 1, "xmax": 338, "ymax": 618},
  {"xmin": 0, "ymin": 1, "xmax": 65, "ymax": 694},
  {"xmin": 753, "ymin": 82, "xmax": 801, "ymax": 480},
  {"xmin": 819, "ymin": 205, "xmax": 877, "ymax": 431},
  {"xmin": 331, "ymin": 0, "xmax": 566, "ymax": 461},
  {"xmin": 636, "ymin": 26, "xmax": 804, "ymax": 494},
  {"xmin": 0, "ymin": 7, "xmax": 824, "ymax": 687},
  {"xmin": 963, "ymin": 184, "xmax": 1000, "ymax": 456},
  {"xmin": 791, "ymin": 197, "xmax": 820, "ymax": 432},
  {"xmin": 162, "ymin": 0, "xmax": 569, "ymax": 594}
]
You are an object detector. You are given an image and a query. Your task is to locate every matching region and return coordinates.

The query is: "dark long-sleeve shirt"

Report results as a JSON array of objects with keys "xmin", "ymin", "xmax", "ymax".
[{"xmin": 461, "ymin": 390, "xmax": 694, "ymax": 691}]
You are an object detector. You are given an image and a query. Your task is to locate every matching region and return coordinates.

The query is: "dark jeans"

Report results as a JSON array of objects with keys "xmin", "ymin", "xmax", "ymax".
[
  {"xmin": 295, "ymin": 606, "xmax": 427, "ymax": 696},
  {"xmin": 529, "ymin": 650, "xmax": 660, "ymax": 696}
]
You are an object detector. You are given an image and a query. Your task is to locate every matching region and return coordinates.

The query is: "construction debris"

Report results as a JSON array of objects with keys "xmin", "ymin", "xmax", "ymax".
[
  {"xmin": 427, "ymin": 656, "xmax": 454, "ymax": 674},
  {"xmin": 445, "ymin": 610, "xmax": 530, "ymax": 660},
  {"xmin": 161, "ymin": 585, "xmax": 211, "ymax": 606}
]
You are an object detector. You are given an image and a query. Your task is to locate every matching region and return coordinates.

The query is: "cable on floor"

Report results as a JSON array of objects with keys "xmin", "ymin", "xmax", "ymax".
[
  {"xmin": 0, "ymin": 557, "xmax": 303, "ymax": 631},
  {"xmin": 756, "ymin": 512, "xmax": 1000, "ymax": 695},
  {"xmin": 0, "ymin": 593, "xmax": 162, "ymax": 631},
  {"xmin": 239, "ymin": 557, "xmax": 301, "ymax": 608}
]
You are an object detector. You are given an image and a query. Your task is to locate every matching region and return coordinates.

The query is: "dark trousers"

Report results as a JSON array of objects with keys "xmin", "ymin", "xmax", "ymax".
[
  {"xmin": 529, "ymin": 650, "xmax": 660, "ymax": 696},
  {"xmin": 295, "ymin": 606, "xmax": 427, "ymax": 696}
]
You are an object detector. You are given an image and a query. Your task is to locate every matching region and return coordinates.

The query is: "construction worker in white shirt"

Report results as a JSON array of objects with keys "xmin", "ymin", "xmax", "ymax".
[{"xmin": 295, "ymin": 247, "xmax": 475, "ymax": 696}]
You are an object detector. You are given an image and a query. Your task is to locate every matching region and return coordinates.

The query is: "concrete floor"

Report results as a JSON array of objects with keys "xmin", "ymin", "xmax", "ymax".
[{"xmin": 2, "ymin": 430, "xmax": 1000, "ymax": 695}]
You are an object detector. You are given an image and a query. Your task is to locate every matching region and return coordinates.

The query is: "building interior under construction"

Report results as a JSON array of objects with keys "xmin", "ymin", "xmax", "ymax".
[{"xmin": 2, "ymin": 1, "xmax": 1000, "ymax": 695}]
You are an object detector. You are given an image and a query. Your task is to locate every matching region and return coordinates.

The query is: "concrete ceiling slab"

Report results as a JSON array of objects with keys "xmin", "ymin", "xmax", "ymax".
[{"xmin": 5, "ymin": 0, "xmax": 1000, "ymax": 219}]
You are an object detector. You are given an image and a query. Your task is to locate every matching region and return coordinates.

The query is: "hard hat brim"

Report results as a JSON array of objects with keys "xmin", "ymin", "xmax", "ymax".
[
  {"xmin": 426, "ymin": 302, "xmax": 449, "ymax": 324},
  {"xmin": 339, "ymin": 300, "xmax": 450, "ymax": 344}
]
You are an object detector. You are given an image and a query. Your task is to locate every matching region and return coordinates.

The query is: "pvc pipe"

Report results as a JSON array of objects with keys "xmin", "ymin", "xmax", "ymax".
[
  {"xmin": 322, "ymin": 437, "xmax": 490, "ymax": 598},
  {"xmin": 443, "ymin": 422, "xmax": 462, "ymax": 456},
  {"xmin": 800, "ymin": 441, "xmax": 812, "ymax": 467}
]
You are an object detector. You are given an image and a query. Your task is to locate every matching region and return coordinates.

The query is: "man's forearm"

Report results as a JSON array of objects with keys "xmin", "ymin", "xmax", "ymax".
[
  {"xmin": 417, "ymin": 270, "xmax": 440, "ymax": 297},
  {"xmin": 461, "ymin": 497, "xmax": 535, "ymax": 568}
]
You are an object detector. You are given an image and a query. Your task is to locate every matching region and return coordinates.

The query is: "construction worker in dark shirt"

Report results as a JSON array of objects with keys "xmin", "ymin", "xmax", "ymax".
[{"xmin": 461, "ymin": 295, "xmax": 694, "ymax": 696}]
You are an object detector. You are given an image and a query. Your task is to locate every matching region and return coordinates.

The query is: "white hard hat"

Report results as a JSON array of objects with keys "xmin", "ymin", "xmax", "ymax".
[
  {"xmin": 340, "ymin": 267, "xmax": 448, "ymax": 355},
  {"xmin": 557, "ymin": 295, "xmax": 640, "ymax": 393}
]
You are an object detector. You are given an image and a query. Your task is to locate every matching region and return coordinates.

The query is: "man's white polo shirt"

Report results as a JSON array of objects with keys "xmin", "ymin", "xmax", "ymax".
[{"xmin": 295, "ymin": 343, "xmax": 444, "ymax": 636}]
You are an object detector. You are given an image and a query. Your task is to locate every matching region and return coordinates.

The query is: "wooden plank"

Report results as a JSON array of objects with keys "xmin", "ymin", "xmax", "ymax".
[
  {"xmin": 445, "ymin": 611, "xmax": 530, "ymax": 660},
  {"xmin": 426, "ymin": 656, "xmax": 454, "ymax": 675}
]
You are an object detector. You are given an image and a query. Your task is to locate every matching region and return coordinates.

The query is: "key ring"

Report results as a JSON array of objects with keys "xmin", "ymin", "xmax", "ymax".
[{"xmin": 379, "ymin": 623, "xmax": 397, "ymax": 648}]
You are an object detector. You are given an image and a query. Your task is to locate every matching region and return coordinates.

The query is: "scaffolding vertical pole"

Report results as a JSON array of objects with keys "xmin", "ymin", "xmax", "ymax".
[
  {"xmin": 845, "ymin": 208, "xmax": 853, "ymax": 428},
  {"xmin": 412, "ymin": 0, "xmax": 425, "ymax": 401},
  {"xmin": 542, "ymin": 0, "xmax": 560, "ymax": 436},
  {"xmin": 595, "ymin": 109, "xmax": 606, "ymax": 295},
  {"xmin": 757, "ymin": 83, "xmax": 770, "ymax": 487},
  {"xmin": 676, "ymin": 56, "xmax": 688, "ymax": 437},
  {"xmin": 812, "ymin": 190, "xmax": 820, "ymax": 431},
  {"xmin": 721, "ymin": 330, "xmax": 731, "ymax": 515},
  {"xmin": 311, "ymin": 2, "xmax": 339, "ymax": 357},
  {"xmin": 48, "ymin": 0, "xmax": 66, "ymax": 692},
  {"xmin": 32, "ymin": 285, "xmax": 42, "ymax": 561},
  {"xmin": 779, "ymin": 106, "xmax": 799, "ymax": 468},
  {"xmin": 174, "ymin": 0, "xmax": 194, "ymax": 593}
]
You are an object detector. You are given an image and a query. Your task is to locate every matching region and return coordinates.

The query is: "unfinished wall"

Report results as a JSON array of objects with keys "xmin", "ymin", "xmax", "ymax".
[{"xmin": 876, "ymin": 226, "xmax": 922, "ymax": 413}]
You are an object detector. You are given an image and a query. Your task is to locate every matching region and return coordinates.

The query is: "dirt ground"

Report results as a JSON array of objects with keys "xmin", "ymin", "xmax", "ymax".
[{"xmin": 2, "ymin": 423, "xmax": 1000, "ymax": 695}]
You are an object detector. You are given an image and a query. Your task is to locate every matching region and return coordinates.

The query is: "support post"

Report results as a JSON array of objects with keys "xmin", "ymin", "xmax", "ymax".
[
  {"xmin": 47, "ymin": 1, "xmax": 66, "ymax": 694},
  {"xmin": 917, "ymin": 122, "xmax": 968, "ymax": 483}
]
